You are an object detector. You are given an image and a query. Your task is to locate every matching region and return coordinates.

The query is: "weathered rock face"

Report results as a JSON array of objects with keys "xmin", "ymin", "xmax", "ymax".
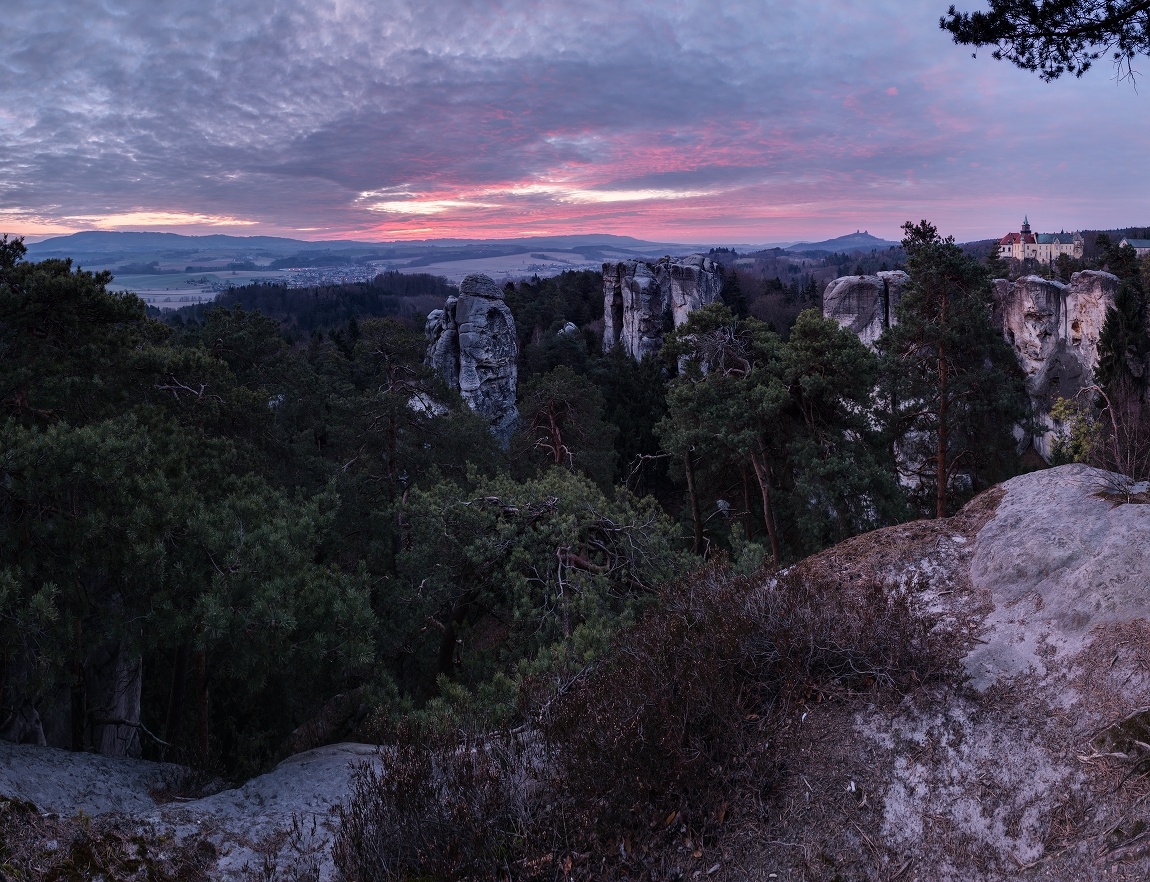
[
  {"xmin": 762, "ymin": 465, "xmax": 1150, "ymax": 879},
  {"xmin": 821, "ymin": 270, "xmax": 909, "ymax": 348},
  {"xmin": 0, "ymin": 739, "xmax": 384, "ymax": 881},
  {"xmin": 992, "ymin": 271, "xmax": 1119, "ymax": 457},
  {"xmin": 602, "ymin": 255, "xmax": 723, "ymax": 359},
  {"xmin": 992, "ymin": 271, "xmax": 1118, "ymax": 410},
  {"xmin": 824, "ymin": 268, "xmax": 1121, "ymax": 459},
  {"xmin": 425, "ymin": 273, "xmax": 519, "ymax": 445}
]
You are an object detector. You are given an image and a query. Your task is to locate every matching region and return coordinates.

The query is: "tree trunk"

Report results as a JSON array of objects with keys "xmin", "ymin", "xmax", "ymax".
[
  {"xmin": 936, "ymin": 295, "xmax": 950, "ymax": 519},
  {"xmin": 437, "ymin": 588, "xmax": 478, "ymax": 680},
  {"xmin": 386, "ymin": 411, "xmax": 398, "ymax": 504},
  {"xmin": 740, "ymin": 463, "xmax": 754, "ymax": 538},
  {"xmin": 70, "ymin": 619, "xmax": 86, "ymax": 751},
  {"xmin": 683, "ymin": 450, "xmax": 705, "ymax": 555},
  {"xmin": 548, "ymin": 405, "xmax": 566, "ymax": 466},
  {"xmin": 749, "ymin": 446, "xmax": 782, "ymax": 567},
  {"xmin": 193, "ymin": 648, "xmax": 210, "ymax": 763},
  {"xmin": 0, "ymin": 652, "xmax": 7, "ymax": 726},
  {"xmin": 164, "ymin": 642, "xmax": 190, "ymax": 751},
  {"xmin": 97, "ymin": 643, "xmax": 142, "ymax": 757}
]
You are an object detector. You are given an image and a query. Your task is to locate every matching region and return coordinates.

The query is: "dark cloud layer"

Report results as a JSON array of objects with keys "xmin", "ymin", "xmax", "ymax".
[{"xmin": 2, "ymin": 0, "xmax": 1146, "ymax": 242}]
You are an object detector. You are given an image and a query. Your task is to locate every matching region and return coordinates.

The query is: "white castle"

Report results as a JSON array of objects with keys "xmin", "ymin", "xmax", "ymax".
[{"xmin": 998, "ymin": 217, "xmax": 1083, "ymax": 262}]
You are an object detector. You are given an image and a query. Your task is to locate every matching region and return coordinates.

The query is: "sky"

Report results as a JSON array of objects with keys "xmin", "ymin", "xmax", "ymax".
[{"xmin": 1, "ymin": 0, "xmax": 1147, "ymax": 245}]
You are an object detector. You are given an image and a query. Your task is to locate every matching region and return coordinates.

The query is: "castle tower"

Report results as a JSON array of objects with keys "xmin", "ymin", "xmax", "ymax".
[{"xmin": 1021, "ymin": 216, "xmax": 1031, "ymax": 236}]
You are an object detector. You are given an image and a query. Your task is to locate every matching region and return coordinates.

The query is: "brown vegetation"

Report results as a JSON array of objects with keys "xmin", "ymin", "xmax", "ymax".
[
  {"xmin": 334, "ymin": 560, "xmax": 956, "ymax": 882},
  {"xmin": 0, "ymin": 796, "xmax": 214, "ymax": 882}
]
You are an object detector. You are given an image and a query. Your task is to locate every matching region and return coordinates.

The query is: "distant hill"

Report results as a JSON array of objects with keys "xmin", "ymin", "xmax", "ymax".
[
  {"xmin": 23, "ymin": 231, "xmax": 701, "ymax": 261},
  {"xmin": 24, "ymin": 231, "xmax": 330, "ymax": 255},
  {"xmin": 785, "ymin": 231, "xmax": 898, "ymax": 253}
]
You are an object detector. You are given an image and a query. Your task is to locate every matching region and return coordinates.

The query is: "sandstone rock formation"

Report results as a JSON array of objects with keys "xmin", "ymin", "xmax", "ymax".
[
  {"xmin": 602, "ymin": 255, "xmax": 724, "ymax": 359},
  {"xmin": 425, "ymin": 273, "xmax": 519, "ymax": 445},
  {"xmin": 0, "ymin": 739, "xmax": 383, "ymax": 881},
  {"xmin": 821, "ymin": 270, "xmax": 909, "ymax": 348},
  {"xmin": 823, "ymin": 269, "xmax": 1121, "ymax": 459},
  {"xmin": 992, "ymin": 271, "xmax": 1118, "ymax": 407},
  {"xmin": 759, "ymin": 464, "xmax": 1150, "ymax": 879},
  {"xmin": 991, "ymin": 271, "xmax": 1118, "ymax": 456}
]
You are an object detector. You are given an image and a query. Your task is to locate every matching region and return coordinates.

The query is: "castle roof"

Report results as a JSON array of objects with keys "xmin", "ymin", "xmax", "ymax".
[
  {"xmin": 1000, "ymin": 231, "xmax": 1035, "ymax": 245},
  {"xmin": 1121, "ymin": 238, "xmax": 1150, "ymax": 249}
]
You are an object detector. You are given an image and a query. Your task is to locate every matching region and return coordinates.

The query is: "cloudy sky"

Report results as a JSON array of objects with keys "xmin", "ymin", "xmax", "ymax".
[{"xmin": 2, "ymin": 0, "xmax": 1146, "ymax": 244}]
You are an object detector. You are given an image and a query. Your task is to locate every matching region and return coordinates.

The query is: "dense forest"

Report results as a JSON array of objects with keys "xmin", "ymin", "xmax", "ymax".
[{"xmin": 3, "ymin": 225, "xmax": 1148, "ymax": 880}]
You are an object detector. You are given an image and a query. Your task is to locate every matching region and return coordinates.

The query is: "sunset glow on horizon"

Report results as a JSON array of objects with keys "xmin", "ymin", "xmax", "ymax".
[{"xmin": 3, "ymin": 0, "xmax": 1148, "ymax": 246}]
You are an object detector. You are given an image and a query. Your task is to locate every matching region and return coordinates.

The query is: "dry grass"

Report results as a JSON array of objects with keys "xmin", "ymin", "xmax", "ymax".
[
  {"xmin": 335, "ymin": 555, "xmax": 959, "ymax": 882},
  {"xmin": 0, "ymin": 797, "xmax": 215, "ymax": 882}
]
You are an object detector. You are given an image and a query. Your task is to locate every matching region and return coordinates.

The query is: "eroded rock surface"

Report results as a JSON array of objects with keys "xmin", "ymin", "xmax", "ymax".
[
  {"xmin": 425, "ymin": 273, "xmax": 519, "ymax": 445},
  {"xmin": 756, "ymin": 465, "xmax": 1150, "ymax": 880},
  {"xmin": 824, "ymin": 269, "xmax": 1121, "ymax": 459},
  {"xmin": 993, "ymin": 271, "xmax": 1118, "ymax": 457},
  {"xmin": 0, "ymin": 740, "xmax": 383, "ymax": 881},
  {"xmin": 602, "ymin": 255, "xmax": 723, "ymax": 359},
  {"xmin": 993, "ymin": 271, "xmax": 1118, "ymax": 408},
  {"xmin": 821, "ymin": 270, "xmax": 909, "ymax": 348},
  {"xmin": 965, "ymin": 463, "xmax": 1150, "ymax": 689}
]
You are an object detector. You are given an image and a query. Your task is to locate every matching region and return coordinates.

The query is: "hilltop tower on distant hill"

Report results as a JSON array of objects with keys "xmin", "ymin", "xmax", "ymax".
[{"xmin": 998, "ymin": 217, "xmax": 1083, "ymax": 262}]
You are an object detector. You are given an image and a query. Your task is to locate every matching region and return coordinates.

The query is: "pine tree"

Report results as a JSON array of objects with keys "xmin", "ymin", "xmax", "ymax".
[
  {"xmin": 879, "ymin": 221, "xmax": 1030, "ymax": 517},
  {"xmin": 513, "ymin": 365, "xmax": 618, "ymax": 490},
  {"xmin": 1096, "ymin": 278, "xmax": 1150, "ymax": 393},
  {"xmin": 942, "ymin": 0, "xmax": 1150, "ymax": 81},
  {"xmin": 721, "ymin": 266, "xmax": 749, "ymax": 317},
  {"xmin": 986, "ymin": 241, "xmax": 1010, "ymax": 279},
  {"xmin": 659, "ymin": 304, "xmax": 903, "ymax": 563}
]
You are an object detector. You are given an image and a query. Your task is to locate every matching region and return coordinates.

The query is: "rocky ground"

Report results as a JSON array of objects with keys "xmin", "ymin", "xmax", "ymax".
[
  {"xmin": 723, "ymin": 464, "xmax": 1150, "ymax": 881},
  {"xmin": 2, "ymin": 464, "xmax": 1149, "ymax": 881},
  {"xmin": 0, "ymin": 741, "xmax": 381, "ymax": 880}
]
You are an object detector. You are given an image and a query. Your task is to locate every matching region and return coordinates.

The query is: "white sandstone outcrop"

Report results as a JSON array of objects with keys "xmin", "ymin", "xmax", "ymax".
[
  {"xmin": 602, "ymin": 255, "xmax": 724, "ymax": 359},
  {"xmin": 821, "ymin": 270, "xmax": 909, "ymax": 349},
  {"xmin": 824, "ymin": 269, "xmax": 1122, "ymax": 459},
  {"xmin": 992, "ymin": 271, "xmax": 1118, "ymax": 409},
  {"xmin": 424, "ymin": 273, "xmax": 519, "ymax": 445},
  {"xmin": 0, "ymin": 740, "xmax": 383, "ymax": 881},
  {"xmin": 770, "ymin": 465, "xmax": 1150, "ymax": 878}
]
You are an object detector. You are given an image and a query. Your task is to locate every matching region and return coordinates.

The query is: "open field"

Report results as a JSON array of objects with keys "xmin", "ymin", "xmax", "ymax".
[
  {"xmin": 389, "ymin": 249, "xmax": 617, "ymax": 283},
  {"xmin": 110, "ymin": 270, "xmax": 286, "ymax": 308}
]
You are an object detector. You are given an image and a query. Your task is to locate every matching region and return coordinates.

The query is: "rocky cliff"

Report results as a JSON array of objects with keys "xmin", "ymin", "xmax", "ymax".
[
  {"xmin": 602, "ymin": 255, "xmax": 724, "ymax": 359},
  {"xmin": 823, "ymin": 269, "xmax": 1122, "ymax": 458},
  {"xmin": 992, "ymin": 271, "xmax": 1117, "ymax": 407},
  {"xmin": 425, "ymin": 273, "xmax": 519, "ymax": 445},
  {"xmin": 821, "ymin": 270, "xmax": 910, "ymax": 348},
  {"xmin": 990, "ymin": 271, "xmax": 1118, "ymax": 457},
  {"xmin": 767, "ymin": 465, "xmax": 1150, "ymax": 879}
]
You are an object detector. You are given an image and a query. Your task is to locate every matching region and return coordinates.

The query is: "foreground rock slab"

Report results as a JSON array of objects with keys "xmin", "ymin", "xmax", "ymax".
[
  {"xmin": 748, "ymin": 464, "xmax": 1150, "ymax": 881},
  {"xmin": 0, "ymin": 741, "xmax": 383, "ymax": 881}
]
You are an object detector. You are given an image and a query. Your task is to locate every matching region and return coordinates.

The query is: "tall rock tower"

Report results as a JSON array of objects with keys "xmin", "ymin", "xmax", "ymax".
[
  {"xmin": 602, "ymin": 255, "xmax": 724, "ymax": 359},
  {"xmin": 425, "ymin": 273, "xmax": 519, "ymax": 446}
]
